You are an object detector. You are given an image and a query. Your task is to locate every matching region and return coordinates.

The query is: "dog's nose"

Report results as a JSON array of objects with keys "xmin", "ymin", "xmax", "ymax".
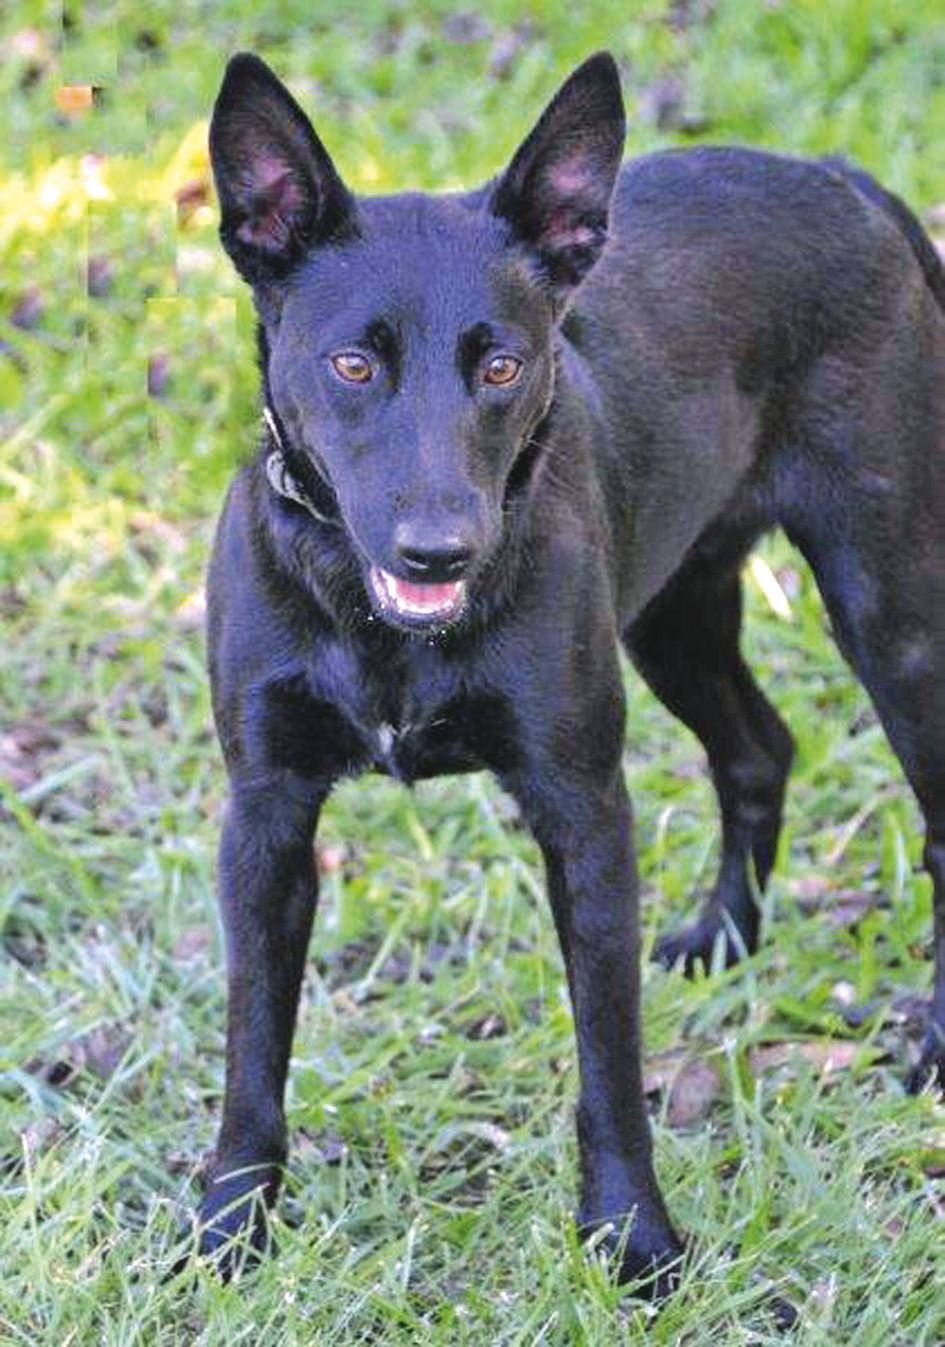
[{"xmin": 394, "ymin": 523, "xmax": 474, "ymax": 583}]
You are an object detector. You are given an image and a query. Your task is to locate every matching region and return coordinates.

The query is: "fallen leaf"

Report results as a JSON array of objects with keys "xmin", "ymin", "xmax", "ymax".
[
  {"xmin": 789, "ymin": 873, "xmax": 832, "ymax": 903},
  {"xmin": 791, "ymin": 879, "xmax": 882, "ymax": 928},
  {"xmin": 644, "ymin": 1048, "xmax": 689, "ymax": 1096},
  {"xmin": 19, "ymin": 1116, "xmax": 64, "ymax": 1165},
  {"xmin": 0, "ymin": 722, "xmax": 62, "ymax": 793},
  {"xmin": 666, "ymin": 1059, "xmax": 720, "ymax": 1127},
  {"xmin": 430, "ymin": 1120, "xmax": 510, "ymax": 1154},
  {"xmin": 29, "ymin": 1023, "xmax": 133, "ymax": 1088},
  {"xmin": 824, "ymin": 893, "xmax": 878, "ymax": 929},
  {"xmin": 643, "ymin": 1052, "xmax": 721, "ymax": 1125},
  {"xmin": 75, "ymin": 1024, "xmax": 134, "ymax": 1081},
  {"xmin": 749, "ymin": 1039, "xmax": 859, "ymax": 1078}
]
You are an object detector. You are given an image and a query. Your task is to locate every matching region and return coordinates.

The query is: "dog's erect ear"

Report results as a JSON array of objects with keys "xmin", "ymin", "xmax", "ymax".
[
  {"xmin": 491, "ymin": 53, "xmax": 625, "ymax": 297},
  {"xmin": 209, "ymin": 53, "xmax": 355, "ymax": 282}
]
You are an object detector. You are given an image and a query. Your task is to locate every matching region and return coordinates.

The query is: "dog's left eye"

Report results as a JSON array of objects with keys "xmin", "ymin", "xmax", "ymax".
[
  {"xmin": 483, "ymin": 354, "xmax": 522, "ymax": 387},
  {"xmin": 331, "ymin": 352, "xmax": 373, "ymax": 384}
]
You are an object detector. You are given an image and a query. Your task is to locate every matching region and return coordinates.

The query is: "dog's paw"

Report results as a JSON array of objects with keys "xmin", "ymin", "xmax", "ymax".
[
  {"xmin": 905, "ymin": 1026, "xmax": 945, "ymax": 1096},
  {"xmin": 652, "ymin": 914, "xmax": 749, "ymax": 977},
  {"xmin": 579, "ymin": 1212, "xmax": 686, "ymax": 1301},
  {"xmin": 192, "ymin": 1161, "xmax": 281, "ymax": 1280}
]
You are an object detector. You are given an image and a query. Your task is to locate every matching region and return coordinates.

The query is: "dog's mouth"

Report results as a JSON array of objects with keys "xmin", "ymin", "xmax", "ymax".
[{"xmin": 369, "ymin": 566, "xmax": 467, "ymax": 626}]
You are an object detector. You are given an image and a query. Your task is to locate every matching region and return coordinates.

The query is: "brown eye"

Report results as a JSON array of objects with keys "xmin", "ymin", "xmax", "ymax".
[
  {"xmin": 483, "ymin": 354, "xmax": 522, "ymax": 387},
  {"xmin": 331, "ymin": 351, "xmax": 373, "ymax": 384}
]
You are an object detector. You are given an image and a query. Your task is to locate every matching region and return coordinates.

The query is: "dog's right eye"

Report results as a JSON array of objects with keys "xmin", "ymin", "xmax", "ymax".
[
  {"xmin": 483, "ymin": 354, "xmax": 522, "ymax": 387},
  {"xmin": 330, "ymin": 352, "xmax": 373, "ymax": 384}
]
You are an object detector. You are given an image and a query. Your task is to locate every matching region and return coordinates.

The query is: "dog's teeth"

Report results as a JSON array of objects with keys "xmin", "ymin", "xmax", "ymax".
[{"xmin": 371, "ymin": 567, "xmax": 466, "ymax": 620}]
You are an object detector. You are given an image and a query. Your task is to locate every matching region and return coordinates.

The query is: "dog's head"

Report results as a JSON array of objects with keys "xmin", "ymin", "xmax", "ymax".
[{"xmin": 209, "ymin": 53, "xmax": 625, "ymax": 631}]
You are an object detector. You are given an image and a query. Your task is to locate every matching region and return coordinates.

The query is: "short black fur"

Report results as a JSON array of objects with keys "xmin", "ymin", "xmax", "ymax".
[{"xmin": 197, "ymin": 50, "xmax": 945, "ymax": 1295}]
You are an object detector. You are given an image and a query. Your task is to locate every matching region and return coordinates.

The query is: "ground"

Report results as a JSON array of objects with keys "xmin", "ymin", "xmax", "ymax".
[{"xmin": 2, "ymin": 1, "xmax": 945, "ymax": 1342}]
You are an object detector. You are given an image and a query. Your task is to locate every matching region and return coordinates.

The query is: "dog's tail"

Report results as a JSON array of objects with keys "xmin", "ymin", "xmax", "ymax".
[{"xmin": 822, "ymin": 156, "xmax": 945, "ymax": 312}]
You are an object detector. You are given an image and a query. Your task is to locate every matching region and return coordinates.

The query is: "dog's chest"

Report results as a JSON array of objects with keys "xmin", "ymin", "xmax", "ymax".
[
  {"xmin": 367, "ymin": 713, "xmax": 474, "ymax": 781},
  {"xmin": 271, "ymin": 642, "xmax": 518, "ymax": 785},
  {"xmin": 357, "ymin": 662, "xmax": 516, "ymax": 785}
]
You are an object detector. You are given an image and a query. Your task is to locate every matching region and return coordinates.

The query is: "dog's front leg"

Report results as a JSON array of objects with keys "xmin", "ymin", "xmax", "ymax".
[
  {"xmin": 511, "ymin": 768, "xmax": 683, "ymax": 1295},
  {"xmin": 196, "ymin": 775, "xmax": 325, "ymax": 1270}
]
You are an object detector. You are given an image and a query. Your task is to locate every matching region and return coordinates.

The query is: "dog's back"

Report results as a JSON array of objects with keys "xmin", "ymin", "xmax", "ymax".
[
  {"xmin": 566, "ymin": 144, "xmax": 945, "ymax": 618},
  {"xmin": 821, "ymin": 154, "xmax": 945, "ymax": 309}
]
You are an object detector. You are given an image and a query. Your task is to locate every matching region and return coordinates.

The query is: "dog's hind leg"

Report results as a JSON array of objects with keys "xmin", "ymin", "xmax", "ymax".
[
  {"xmin": 793, "ymin": 527, "xmax": 945, "ymax": 1091},
  {"xmin": 780, "ymin": 289, "xmax": 945, "ymax": 1089},
  {"xmin": 625, "ymin": 560, "xmax": 793, "ymax": 973}
]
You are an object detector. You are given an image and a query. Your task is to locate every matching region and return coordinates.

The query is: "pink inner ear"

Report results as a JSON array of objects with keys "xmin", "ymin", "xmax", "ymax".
[
  {"xmin": 542, "ymin": 153, "xmax": 602, "ymax": 248},
  {"xmin": 547, "ymin": 157, "xmax": 592, "ymax": 197},
  {"xmin": 236, "ymin": 157, "xmax": 307, "ymax": 250}
]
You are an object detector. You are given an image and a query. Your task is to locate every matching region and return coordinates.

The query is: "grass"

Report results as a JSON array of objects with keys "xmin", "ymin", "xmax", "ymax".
[{"xmin": 2, "ymin": 0, "xmax": 945, "ymax": 1341}]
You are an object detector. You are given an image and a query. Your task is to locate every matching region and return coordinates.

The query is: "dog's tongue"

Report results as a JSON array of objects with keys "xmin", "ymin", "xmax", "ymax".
[
  {"xmin": 371, "ymin": 565, "xmax": 467, "ymax": 620},
  {"xmin": 389, "ymin": 576, "xmax": 463, "ymax": 612}
]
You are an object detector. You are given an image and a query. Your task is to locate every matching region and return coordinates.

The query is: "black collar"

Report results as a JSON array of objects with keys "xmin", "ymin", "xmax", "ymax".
[{"xmin": 262, "ymin": 406, "xmax": 338, "ymax": 526}]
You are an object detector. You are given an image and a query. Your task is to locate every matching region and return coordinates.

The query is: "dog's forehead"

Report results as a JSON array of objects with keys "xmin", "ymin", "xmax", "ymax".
[{"xmin": 291, "ymin": 192, "xmax": 539, "ymax": 337}]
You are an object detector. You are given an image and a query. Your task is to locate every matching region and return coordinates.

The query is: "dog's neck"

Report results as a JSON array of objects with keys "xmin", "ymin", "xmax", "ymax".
[{"xmin": 262, "ymin": 405, "xmax": 338, "ymax": 526}]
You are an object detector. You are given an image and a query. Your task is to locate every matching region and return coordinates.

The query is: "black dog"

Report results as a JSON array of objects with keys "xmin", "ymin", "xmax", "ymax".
[{"xmin": 201, "ymin": 50, "xmax": 945, "ymax": 1290}]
